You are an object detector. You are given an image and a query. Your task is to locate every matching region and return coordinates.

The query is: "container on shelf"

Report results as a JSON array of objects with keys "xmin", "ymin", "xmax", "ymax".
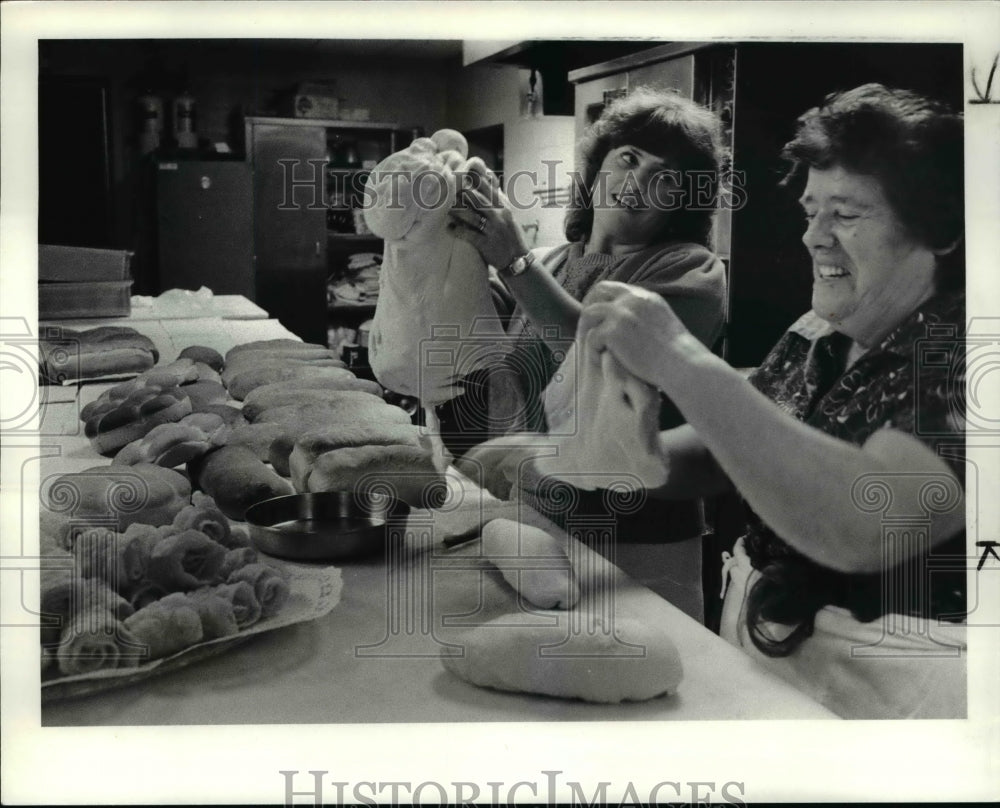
[
  {"xmin": 39, "ymin": 280, "xmax": 133, "ymax": 319},
  {"xmin": 38, "ymin": 245, "xmax": 133, "ymax": 282}
]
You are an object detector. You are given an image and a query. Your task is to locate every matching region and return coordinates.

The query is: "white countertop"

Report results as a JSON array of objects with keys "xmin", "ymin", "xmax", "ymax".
[{"xmin": 32, "ymin": 313, "xmax": 837, "ymax": 724}]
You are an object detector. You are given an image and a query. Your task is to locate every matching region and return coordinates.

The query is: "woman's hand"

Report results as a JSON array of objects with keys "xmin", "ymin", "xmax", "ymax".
[
  {"xmin": 448, "ymin": 184, "xmax": 531, "ymax": 271},
  {"xmin": 578, "ymin": 280, "xmax": 711, "ymax": 392}
]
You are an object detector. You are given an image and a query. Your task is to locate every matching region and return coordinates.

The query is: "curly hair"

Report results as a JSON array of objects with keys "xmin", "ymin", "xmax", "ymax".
[
  {"xmin": 564, "ymin": 86, "xmax": 725, "ymax": 248},
  {"xmin": 780, "ymin": 83, "xmax": 964, "ymax": 292}
]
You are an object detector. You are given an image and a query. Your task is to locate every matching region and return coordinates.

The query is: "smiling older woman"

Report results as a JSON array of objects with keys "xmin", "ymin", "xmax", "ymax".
[{"xmin": 543, "ymin": 84, "xmax": 967, "ymax": 718}]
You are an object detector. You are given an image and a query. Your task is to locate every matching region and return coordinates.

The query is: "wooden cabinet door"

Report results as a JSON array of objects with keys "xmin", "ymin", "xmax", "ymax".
[{"xmin": 250, "ymin": 121, "xmax": 328, "ymax": 344}]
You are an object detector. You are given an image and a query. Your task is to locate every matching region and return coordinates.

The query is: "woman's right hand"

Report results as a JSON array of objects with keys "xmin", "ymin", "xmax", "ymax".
[
  {"xmin": 577, "ymin": 281, "xmax": 712, "ymax": 393},
  {"xmin": 447, "ymin": 183, "xmax": 531, "ymax": 272}
]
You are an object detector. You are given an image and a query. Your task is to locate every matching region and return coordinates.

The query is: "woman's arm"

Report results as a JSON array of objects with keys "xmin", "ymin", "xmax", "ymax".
[
  {"xmin": 449, "ymin": 187, "xmax": 581, "ymax": 346},
  {"xmin": 581, "ymin": 282, "xmax": 965, "ymax": 573},
  {"xmin": 652, "ymin": 424, "xmax": 734, "ymax": 501}
]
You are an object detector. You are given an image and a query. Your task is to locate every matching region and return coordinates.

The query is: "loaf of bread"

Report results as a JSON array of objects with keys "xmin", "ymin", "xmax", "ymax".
[
  {"xmin": 188, "ymin": 445, "xmax": 294, "ymax": 520},
  {"xmin": 179, "ymin": 380, "xmax": 228, "ymax": 410},
  {"xmin": 80, "ymin": 357, "xmax": 212, "ymax": 423},
  {"xmin": 225, "ymin": 338, "xmax": 333, "ymax": 360},
  {"xmin": 40, "ymin": 326, "xmax": 158, "ymax": 383},
  {"xmin": 226, "ymin": 422, "xmax": 287, "ymax": 462},
  {"xmin": 259, "ymin": 412, "xmax": 389, "ymax": 477},
  {"xmin": 288, "ymin": 423, "xmax": 423, "ymax": 491},
  {"xmin": 107, "ymin": 358, "xmax": 201, "ymax": 398},
  {"xmin": 83, "ymin": 385, "xmax": 193, "ymax": 456},
  {"xmin": 111, "ymin": 412, "xmax": 229, "ymax": 468},
  {"xmin": 306, "ymin": 444, "xmax": 447, "ymax": 508},
  {"xmin": 178, "ymin": 345, "xmax": 224, "ymax": 372},
  {"xmin": 221, "ymin": 351, "xmax": 345, "ymax": 381},
  {"xmin": 252, "ymin": 394, "xmax": 411, "ymax": 427},
  {"xmin": 242, "ymin": 380, "xmax": 385, "ymax": 420},
  {"xmin": 441, "ymin": 612, "xmax": 684, "ymax": 703},
  {"xmin": 45, "ymin": 463, "xmax": 191, "ymax": 538},
  {"xmin": 226, "ymin": 364, "xmax": 356, "ymax": 401},
  {"xmin": 480, "ymin": 519, "xmax": 579, "ymax": 610},
  {"xmin": 196, "ymin": 404, "xmax": 247, "ymax": 428}
]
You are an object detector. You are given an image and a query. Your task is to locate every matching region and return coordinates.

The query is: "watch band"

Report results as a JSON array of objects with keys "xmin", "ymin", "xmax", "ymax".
[{"xmin": 502, "ymin": 251, "xmax": 536, "ymax": 277}]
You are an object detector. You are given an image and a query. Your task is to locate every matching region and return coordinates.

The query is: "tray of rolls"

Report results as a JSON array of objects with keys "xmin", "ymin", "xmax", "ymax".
[{"xmin": 40, "ymin": 337, "xmax": 449, "ymax": 699}]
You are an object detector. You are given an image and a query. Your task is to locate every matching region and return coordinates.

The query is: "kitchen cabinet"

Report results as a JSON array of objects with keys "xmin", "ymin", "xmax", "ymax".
[{"xmin": 245, "ymin": 116, "xmax": 411, "ymax": 346}]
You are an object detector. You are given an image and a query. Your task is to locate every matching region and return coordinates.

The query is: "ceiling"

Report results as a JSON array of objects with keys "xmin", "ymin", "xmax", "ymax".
[{"xmin": 234, "ymin": 38, "xmax": 465, "ymax": 62}]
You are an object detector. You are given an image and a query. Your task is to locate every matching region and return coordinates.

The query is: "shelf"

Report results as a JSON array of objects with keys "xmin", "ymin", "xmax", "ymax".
[
  {"xmin": 245, "ymin": 116, "xmax": 401, "ymax": 130},
  {"xmin": 327, "ymin": 232, "xmax": 382, "ymax": 241},
  {"xmin": 329, "ymin": 302, "xmax": 377, "ymax": 312}
]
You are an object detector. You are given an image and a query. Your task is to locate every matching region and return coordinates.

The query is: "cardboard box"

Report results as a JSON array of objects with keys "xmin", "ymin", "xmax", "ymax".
[
  {"xmin": 39, "ymin": 280, "xmax": 133, "ymax": 319},
  {"xmin": 38, "ymin": 245, "xmax": 133, "ymax": 282},
  {"xmin": 293, "ymin": 82, "xmax": 340, "ymax": 119}
]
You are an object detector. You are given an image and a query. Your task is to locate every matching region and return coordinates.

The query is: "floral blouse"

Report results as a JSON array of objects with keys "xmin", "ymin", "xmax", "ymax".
[{"xmin": 744, "ymin": 291, "xmax": 967, "ymax": 622}]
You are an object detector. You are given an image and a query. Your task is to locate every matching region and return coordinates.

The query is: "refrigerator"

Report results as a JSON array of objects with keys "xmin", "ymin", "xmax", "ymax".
[{"xmin": 156, "ymin": 159, "xmax": 254, "ymax": 299}]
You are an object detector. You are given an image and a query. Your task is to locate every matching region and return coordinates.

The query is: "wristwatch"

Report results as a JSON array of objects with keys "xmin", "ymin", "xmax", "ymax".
[{"xmin": 502, "ymin": 251, "xmax": 536, "ymax": 278}]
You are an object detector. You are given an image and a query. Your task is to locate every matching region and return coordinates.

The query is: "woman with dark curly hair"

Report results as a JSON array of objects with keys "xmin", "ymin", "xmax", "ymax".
[
  {"xmin": 541, "ymin": 83, "xmax": 967, "ymax": 718},
  {"xmin": 444, "ymin": 87, "xmax": 729, "ymax": 554},
  {"xmin": 448, "ymin": 86, "xmax": 728, "ymax": 439}
]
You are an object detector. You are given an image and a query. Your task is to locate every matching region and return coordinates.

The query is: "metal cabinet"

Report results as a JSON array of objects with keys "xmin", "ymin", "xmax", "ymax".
[
  {"xmin": 246, "ymin": 118, "xmax": 329, "ymax": 344},
  {"xmin": 156, "ymin": 160, "xmax": 253, "ymax": 298},
  {"xmin": 245, "ymin": 116, "xmax": 407, "ymax": 346}
]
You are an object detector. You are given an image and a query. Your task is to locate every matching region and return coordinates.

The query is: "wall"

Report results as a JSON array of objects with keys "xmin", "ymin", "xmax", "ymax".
[
  {"xmin": 448, "ymin": 63, "xmax": 576, "ymax": 249},
  {"xmin": 38, "ymin": 39, "xmax": 579, "ymax": 288},
  {"xmin": 39, "ymin": 39, "xmax": 452, "ymax": 268}
]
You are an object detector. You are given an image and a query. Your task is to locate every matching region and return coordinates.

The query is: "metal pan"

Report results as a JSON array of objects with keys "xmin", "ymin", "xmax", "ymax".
[{"xmin": 245, "ymin": 490, "xmax": 409, "ymax": 562}]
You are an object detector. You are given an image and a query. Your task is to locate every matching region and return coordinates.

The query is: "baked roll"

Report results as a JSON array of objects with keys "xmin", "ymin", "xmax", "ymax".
[
  {"xmin": 306, "ymin": 444, "xmax": 447, "ymax": 509},
  {"xmin": 40, "ymin": 326, "xmax": 158, "ymax": 383}
]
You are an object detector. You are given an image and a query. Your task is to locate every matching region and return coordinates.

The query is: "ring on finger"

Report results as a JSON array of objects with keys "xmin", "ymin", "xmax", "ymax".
[{"xmin": 476, "ymin": 214, "xmax": 487, "ymax": 233}]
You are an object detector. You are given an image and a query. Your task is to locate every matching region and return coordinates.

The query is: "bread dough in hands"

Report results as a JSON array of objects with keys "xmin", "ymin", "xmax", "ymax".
[
  {"xmin": 363, "ymin": 130, "xmax": 509, "ymax": 404},
  {"xmin": 538, "ymin": 343, "xmax": 668, "ymax": 491}
]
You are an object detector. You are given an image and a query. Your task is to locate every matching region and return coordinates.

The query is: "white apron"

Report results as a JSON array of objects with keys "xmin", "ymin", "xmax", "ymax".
[{"xmin": 719, "ymin": 537, "xmax": 967, "ymax": 719}]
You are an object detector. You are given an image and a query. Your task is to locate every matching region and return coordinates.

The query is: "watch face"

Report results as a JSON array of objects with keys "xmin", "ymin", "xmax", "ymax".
[{"xmin": 509, "ymin": 254, "xmax": 531, "ymax": 276}]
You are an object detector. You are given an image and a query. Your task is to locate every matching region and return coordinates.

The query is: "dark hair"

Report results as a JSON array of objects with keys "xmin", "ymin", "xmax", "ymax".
[
  {"xmin": 780, "ymin": 83, "xmax": 964, "ymax": 292},
  {"xmin": 565, "ymin": 86, "xmax": 725, "ymax": 247},
  {"xmin": 743, "ymin": 86, "xmax": 966, "ymax": 659}
]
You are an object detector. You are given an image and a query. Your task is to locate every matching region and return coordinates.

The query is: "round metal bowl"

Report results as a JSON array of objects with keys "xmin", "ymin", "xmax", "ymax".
[{"xmin": 244, "ymin": 490, "xmax": 409, "ymax": 562}]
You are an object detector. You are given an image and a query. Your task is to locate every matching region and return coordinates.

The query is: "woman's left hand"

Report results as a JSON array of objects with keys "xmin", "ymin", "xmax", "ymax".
[
  {"xmin": 578, "ymin": 281, "xmax": 709, "ymax": 391},
  {"xmin": 448, "ymin": 185, "xmax": 531, "ymax": 271}
]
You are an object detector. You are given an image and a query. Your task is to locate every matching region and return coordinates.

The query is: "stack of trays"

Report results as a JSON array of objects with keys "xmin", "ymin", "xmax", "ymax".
[{"xmin": 38, "ymin": 245, "xmax": 135, "ymax": 319}]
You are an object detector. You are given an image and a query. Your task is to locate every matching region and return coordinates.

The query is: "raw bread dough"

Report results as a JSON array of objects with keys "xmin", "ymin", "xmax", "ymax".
[
  {"xmin": 539, "ymin": 345, "xmax": 668, "ymax": 491},
  {"xmin": 480, "ymin": 518, "xmax": 579, "ymax": 609},
  {"xmin": 362, "ymin": 129, "xmax": 508, "ymax": 403},
  {"xmin": 441, "ymin": 611, "xmax": 683, "ymax": 703},
  {"xmin": 453, "ymin": 433, "xmax": 556, "ymax": 500}
]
